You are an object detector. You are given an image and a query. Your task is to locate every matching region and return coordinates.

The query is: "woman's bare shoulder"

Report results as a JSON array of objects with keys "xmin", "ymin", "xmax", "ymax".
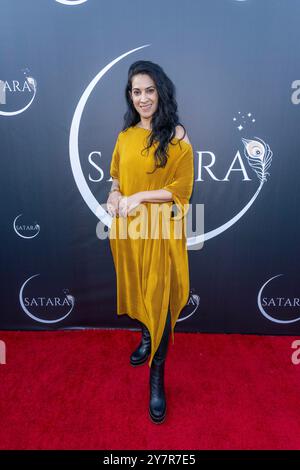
[{"xmin": 175, "ymin": 125, "xmax": 191, "ymax": 145}]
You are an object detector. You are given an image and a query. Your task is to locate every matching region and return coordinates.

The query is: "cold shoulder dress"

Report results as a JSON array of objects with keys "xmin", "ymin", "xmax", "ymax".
[{"xmin": 109, "ymin": 126, "xmax": 194, "ymax": 367}]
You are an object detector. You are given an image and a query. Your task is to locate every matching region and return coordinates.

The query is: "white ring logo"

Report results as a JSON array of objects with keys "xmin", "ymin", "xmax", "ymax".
[
  {"xmin": 176, "ymin": 293, "xmax": 200, "ymax": 322},
  {"xmin": 19, "ymin": 274, "xmax": 75, "ymax": 324},
  {"xmin": 69, "ymin": 45, "xmax": 151, "ymax": 230},
  {"xmin": 258, "ymin": 274, "xmax": 300, "ymax": 324},
  {"xmin": 13, "ymin": 214, "xmax": 40, "ymax": 239},
  {"xmin": 69, "ymin": 46, "xmax": 273, "ymax": 245},
  {"xmin": 0, "ymin": 76, "xmax": 36, "ymax": 116}
]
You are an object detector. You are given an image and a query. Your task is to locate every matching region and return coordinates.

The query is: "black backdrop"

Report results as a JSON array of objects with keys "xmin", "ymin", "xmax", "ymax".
[{"xmin": 1, "ymin": 0, "xmax": 300, "ymax": 335}]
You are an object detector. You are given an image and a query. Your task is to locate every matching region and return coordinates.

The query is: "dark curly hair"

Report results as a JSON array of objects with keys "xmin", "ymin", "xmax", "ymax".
[{"xmin": 122, "ymin": 60, "xmax": 187, "ymax": 174}]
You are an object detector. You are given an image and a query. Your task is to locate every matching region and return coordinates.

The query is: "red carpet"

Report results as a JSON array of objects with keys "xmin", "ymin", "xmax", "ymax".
[{"xmin": 0, "ymin": 330, "xmax": 300, "ymax": 450}]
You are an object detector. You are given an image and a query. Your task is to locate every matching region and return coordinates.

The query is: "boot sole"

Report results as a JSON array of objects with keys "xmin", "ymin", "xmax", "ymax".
[
  {"xmin": 130, "ymin": 355, "xmax": 150, "ymax": 367},
  {"xmin": 149, "ymin": 407, "xmax": 166, "ymax": 424}
]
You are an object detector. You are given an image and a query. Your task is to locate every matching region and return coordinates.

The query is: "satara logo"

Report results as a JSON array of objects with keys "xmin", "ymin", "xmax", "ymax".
[
  {"xmin": 0, "ymin": 70, "xmax": 37, "ymax": 115},
  {"xmin": 258, "ymin": 274, "xmax": 300, "ymax": 324},
  {"xmin": 68, "ymin": 44, "xmax": 273, "ymax": 248},
  {"xmin": 177, "ymin": 290, "xmax": 200, "ymax": 322},
  {"xmin": 19, "ymin": 274, "xmax": 75, "ymax": 324},
  {"xmin": 13, "ymin": 214, "xmax": 40, "ymax": 239}
]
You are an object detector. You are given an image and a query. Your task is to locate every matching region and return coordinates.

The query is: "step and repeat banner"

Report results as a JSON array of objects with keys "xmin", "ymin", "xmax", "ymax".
[{"xmin": 1, "ymin": 0, "xmax": 300, "ymax": 335}]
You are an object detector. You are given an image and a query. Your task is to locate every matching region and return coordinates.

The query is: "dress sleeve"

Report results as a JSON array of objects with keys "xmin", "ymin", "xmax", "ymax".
[
  {"xmin": 110, "ymin": 134, "xmax": 120, "ymax": 180},
  {"xmin": 162, "ymin": 144, "xmax": 194, "ymax": 219}
]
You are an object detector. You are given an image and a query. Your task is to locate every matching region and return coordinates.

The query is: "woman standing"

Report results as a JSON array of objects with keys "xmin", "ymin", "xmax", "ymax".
[{"xmin": 107, "ymin": 60, "xmax": 194, "ymax": 424}]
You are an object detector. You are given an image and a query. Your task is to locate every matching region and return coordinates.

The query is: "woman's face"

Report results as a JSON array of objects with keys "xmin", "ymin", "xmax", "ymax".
[{"xmin": 129, "ymin": 73, "xmax": 159, "ymax": 121}]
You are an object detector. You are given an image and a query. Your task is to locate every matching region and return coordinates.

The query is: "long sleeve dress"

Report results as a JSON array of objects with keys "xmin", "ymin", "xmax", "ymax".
[{"xmin": 108, "ymin": 126, "xmax": 194, "ymax": 367}]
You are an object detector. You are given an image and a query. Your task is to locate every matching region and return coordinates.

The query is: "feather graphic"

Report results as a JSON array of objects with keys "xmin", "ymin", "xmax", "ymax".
[
  {"xmin": 26, "ymin": 76, "xmax": 36, "ymax": 92},
  {"xmin": 242, "ymin": 137, "xmax": 273, "ymax": 183}
]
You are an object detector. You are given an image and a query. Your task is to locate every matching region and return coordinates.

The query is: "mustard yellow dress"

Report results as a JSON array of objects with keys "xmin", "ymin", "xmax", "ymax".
[{"xmin": 109, "ymin": 126, "xmax": 194, "ymax": 367}]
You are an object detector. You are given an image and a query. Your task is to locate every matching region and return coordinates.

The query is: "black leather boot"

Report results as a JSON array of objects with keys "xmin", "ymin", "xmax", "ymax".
[
  {"xmin": 130, "ymin": 323, "xmax": 151, "ymax": 366},
  {"xmin": 149, "ymin": 309, "xmax": 171, "ymax": 424}
]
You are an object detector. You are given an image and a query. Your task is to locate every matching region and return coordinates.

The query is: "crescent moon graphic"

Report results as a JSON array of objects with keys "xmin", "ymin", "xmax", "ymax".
[
  {"xmin": 257, "ymin": 274, "xmax": 300, "ymax": 324},
  {"xmin": 55, "ymin": 0, "xmax": 88, "ymax": 5},
  {"xmin": 13, "ymin": 214, "xmax": 40, "ymax": 239},
  {"xmin": 0, "ymin": 77, "xmax": 37, "ymax": 116},
  {"xmin": 176, "ymin": 294, "xmax": 200, "ymax": 322},
  {"xmin": 188, "ymin": 181, "xmax": 264, "ymax": 246},
  {"xmin": 69, "ymin": 45, "xmax": 264, "ymax": 244},
  {"xmin": 19, "ymin": 274, "xmax": 74, "ymax": 324},
  {"xmin": 69, "ymin": 44, "xmax": 151, "ymax": 229}
]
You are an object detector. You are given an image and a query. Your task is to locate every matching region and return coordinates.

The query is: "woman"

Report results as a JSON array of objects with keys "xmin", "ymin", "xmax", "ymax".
[{"xmin": 107, "ymin": 60, "xmax": 194, "ymax": 424}]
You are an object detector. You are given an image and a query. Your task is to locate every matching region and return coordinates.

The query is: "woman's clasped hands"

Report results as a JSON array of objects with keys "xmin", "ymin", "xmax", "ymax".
[{"xmin": 107, "ymin": 191, "xmax": 143, "ymax": 218}]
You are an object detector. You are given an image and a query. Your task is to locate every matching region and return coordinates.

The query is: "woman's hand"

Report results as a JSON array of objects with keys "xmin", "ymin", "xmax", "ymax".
[
  {"xmin": 118, "ymin": 193, "xmax": 143, "ymax": 218},
  {"xmin": 107, "ymin": 191, "xmax": 123, "ymax": 217}
]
